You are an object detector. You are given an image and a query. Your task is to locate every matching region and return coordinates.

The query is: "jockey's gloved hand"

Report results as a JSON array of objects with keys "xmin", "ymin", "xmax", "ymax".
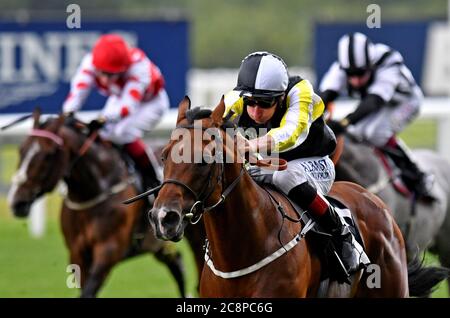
[
  {"xmin": 88, "ymin": 117, "xmax": 106, "ymax": 132},
  {"xmin": 63, "ymin": 111, "xmax": 75, "ymax": 118},
  {"xmin": 247, "ymin": 165, "xmax": 273, "ymax": 184},
  {"xmin": 327, "ymin": 119, "xmax": 348, "ymax": 136}
]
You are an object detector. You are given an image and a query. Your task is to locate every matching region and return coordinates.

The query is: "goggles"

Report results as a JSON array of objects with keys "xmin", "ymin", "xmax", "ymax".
[
  {"xmin": 243, "ymin": 96, "xmax": 277, "ymax": 109},
  {"xmin": 96, "ymin": 70, "xmax": 123, "ymax": 78},
  {"xmin": 344, "ymin": 68, "xmax": 369, "ymax": 77}
]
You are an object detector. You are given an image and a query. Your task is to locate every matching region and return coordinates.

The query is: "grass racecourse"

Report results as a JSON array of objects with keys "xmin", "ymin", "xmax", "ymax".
[{"xmin": 0, "ymin": 118, "xmax": 448, "ymax": 297}]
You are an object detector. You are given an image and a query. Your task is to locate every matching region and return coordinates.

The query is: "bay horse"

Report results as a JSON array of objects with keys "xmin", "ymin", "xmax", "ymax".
[
  {"xmin": 7, "ymin": 110, "xmax": 186, "ymax": 298},
  {"xmin": 332, "ymin": 133, "xmax": 450, "ymax": 292},
  {"xmin": 143, "ymin": 96, "xmax": 448, "ymax": 297}
]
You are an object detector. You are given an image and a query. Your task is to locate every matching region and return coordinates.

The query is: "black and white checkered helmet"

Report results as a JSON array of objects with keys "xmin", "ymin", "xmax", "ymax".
[{"xmin": 234, "ymin": 51, "xmax": 289, "ymax": 98}]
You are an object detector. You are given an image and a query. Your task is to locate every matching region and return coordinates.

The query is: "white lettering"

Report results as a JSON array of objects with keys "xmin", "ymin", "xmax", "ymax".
[
  {"xmin": 20, "ymin": 33, "xmax": 61, "ymax": 82},
  {"xmin": 0, "ymin": 33, "xmax": 18, "ymax": 82},
  {"xmin": 366, "ymin": 4, "xmax": 381, "ymax": 29},
  {"xmin": 176, "ymin": 302, "xmax": 210, "ymax": 315},
  {"xmin": 0, "ymin": 31, "xmax": 136, "ymax": 84},
  {"xmin": 66, "ymin": 264, "xmax": 81, "ymax": 289},
  {"xmin": 66, "ymin": 4, "xmax": 81, "ymax": 29},
  {"xmin": 365, "ymin": 263, "xmax": 381, "ymax": 289}
]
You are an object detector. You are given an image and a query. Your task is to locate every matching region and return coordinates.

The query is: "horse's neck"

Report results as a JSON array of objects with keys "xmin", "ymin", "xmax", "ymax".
[
  {"xmin": 337, "ymin": 138, "xmax": 383, "ymax": 187},
  {"xmin": 65, "ymin": 142, "xmax": 125, "ymax": 202},
  {"xmin": 203, "ymin": 164, "xmax": 284, "ymax": 271}
]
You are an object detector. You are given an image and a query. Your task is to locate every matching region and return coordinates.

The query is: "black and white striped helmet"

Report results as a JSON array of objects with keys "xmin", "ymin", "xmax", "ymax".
[
  {"xmin": 338, "ymin": 32, "xmax": 375, "ymax": 75},
  {"xmin": 234, "ymin": 52, "xmax": 289, "ymax": 98}
]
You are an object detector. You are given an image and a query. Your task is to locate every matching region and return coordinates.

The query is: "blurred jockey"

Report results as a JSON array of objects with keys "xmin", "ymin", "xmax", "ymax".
[
  {"xmin": 319, "ymin": 32, "xmax": 434, "ymax": 201},
  {"xmin": 63, "ymin": 34, "xmax": 169, "ymax": 189}
]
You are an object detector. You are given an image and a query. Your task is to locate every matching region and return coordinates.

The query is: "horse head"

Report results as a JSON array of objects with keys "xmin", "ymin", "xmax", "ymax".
[
  {"xmin": 149, "ymin": 96, "xmax": 234, "ymax": 241},
  {"xmin": 8, "ymin": 109, "xmax": 69, "ymax": 217},
  {"xmin": 7, "ymin": 110, "xmax": 114, "ymax": 217}
]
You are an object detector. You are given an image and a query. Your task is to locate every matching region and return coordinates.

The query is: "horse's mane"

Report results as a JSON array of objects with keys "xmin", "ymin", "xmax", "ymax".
[
  {"xmin": 185, "ymin": 107, "xmax": 212, "ymax": 124},
  {"xmin": 39, "ymin": 115, "xmax": 85, "ymax": 134},
  {"xmin": 185, "ymin": 107, "xmax": 236, "ymax": 131}
]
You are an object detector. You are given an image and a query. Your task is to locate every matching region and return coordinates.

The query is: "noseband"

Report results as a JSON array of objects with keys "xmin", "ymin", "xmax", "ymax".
[
  {"xmin": 30, "ymin": 129, "xmax": 64, "ymax": 147},
  {"xmin": 163, "ymin": 164, "xmax": 245, "ymax": 224}
]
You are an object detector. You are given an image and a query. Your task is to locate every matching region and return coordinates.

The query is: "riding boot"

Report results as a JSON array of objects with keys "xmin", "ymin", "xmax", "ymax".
[
  {"xmin": 383, "ymin": 137, "xmax": 435, "ymax": 201},
  {"xmin": 124, "ymin": 139, "xmax": 160, "ymax": 191},
  {"xmin": 288, "ymin": 182, "xmax": 362, "ymax": 281}
]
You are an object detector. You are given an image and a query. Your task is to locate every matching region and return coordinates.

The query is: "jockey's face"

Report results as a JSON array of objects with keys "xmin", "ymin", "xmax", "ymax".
[
  {"xmin": 348, "ymin": 70, "xmax": 371, "ymax": 89},
  {"xmin": 96, "ymin": 70, "xmax": 122, "ymax": 86},
  {"xmin": 246, "ymin": 102, "xmax": 277, "ymax": 124},
  {"xmin": 244, "ymin": 95, "xmax": 281, "ymax": 124}
]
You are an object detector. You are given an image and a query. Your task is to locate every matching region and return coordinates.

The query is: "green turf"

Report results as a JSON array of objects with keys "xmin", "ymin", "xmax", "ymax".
[
  {"xmin": 399, "ymin": 118, "xmax": 437, "ymax": 149},
  {"xmin": 1, "ymin": 118, "xmax": 448, "ymax": 297},
  {"xmin": 0, "ymin": 213, "xmax": 199, "ymax": 298}
]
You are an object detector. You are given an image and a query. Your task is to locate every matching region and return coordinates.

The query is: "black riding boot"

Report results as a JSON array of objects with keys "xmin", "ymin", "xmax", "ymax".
[
  {"xmin": 288, "ymin": 183, "xmax": 362, "ymax": 281},
  {"xmin": 383, "ymin": 137, "xmax": 435, "ymax": 201},
  {"xmin": 319, "ymin": 204, "xmax": 361, "ymax": 279}
]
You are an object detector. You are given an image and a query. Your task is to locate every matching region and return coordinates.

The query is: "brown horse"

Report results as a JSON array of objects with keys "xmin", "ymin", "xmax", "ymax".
[
  {"xmin": 7, "ymin": 110, "xmax": 186, "ymax": 298},
  {"xmin": 145, "ymin": 96, "xmax": 448, "ymax": 297}
]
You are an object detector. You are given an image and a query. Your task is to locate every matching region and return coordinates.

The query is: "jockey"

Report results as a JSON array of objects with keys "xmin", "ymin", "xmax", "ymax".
[
  {"xmin": 224, "ymin": 51, "xmax": 366, "ymax": 281},
  {"xmin": 63, "ymin": 33, "xmax": 169, "ymax": 190},
  {"xmin": 319, "ymin": 32, "xmax": 434, "ymax": 201}
]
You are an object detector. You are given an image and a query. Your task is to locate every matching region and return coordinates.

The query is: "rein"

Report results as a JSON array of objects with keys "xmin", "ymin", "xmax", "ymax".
[
  {"xmin": 63, "ymin": 179, "xmax": 131, "ymax": 210},
  {"xmin": 164, "ymin": 166, "xmax": 245, "ymax": 224},
  {"xmin": 255, "ymin": 157, "xmax": 288, "ymax": 171},
  {"xmin": 204, "ymin": 218, "xmax": 315, "ymax": 279}
]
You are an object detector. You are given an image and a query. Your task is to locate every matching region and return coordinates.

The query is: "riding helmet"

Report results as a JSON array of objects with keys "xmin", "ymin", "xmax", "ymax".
[
  {"xmin": 92, "ymin": 34, "xmax": 132, "ymax": 74},
  {"xmin": 234, "ymin": 51, "xmax": 289, "ymax": 98},
  {"xmin": 338, "ymin": 32, "xmax": 375, "ymax": 75}
]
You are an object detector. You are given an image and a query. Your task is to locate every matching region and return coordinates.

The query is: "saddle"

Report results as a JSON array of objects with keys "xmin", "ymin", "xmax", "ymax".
[
  {"xmin": 262, "ymin": 184, "xmax": 370, "ymax": 284},
  {"xmin": 374, "ymin": 149, "xmax": 413, "ymax": 196}
]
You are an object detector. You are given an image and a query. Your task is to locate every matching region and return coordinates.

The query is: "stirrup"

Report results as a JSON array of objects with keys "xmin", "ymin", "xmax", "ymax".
[
  {"xmin": 416, "ymin": 173, "xmax": 436, "ymax": 202},
  {"xmin": 331, "ymin": 228, "xmax": 370, "ymax": 283}
]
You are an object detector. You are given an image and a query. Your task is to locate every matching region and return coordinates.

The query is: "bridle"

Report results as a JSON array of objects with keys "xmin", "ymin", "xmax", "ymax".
[
  {"xmin": 124, "ymin": 122, "xmax": 245, "ymax": 224},
  {"xmin": 30, "ymin": 123, "xmax": 100, "ymax": 174},
  {"xmin": 160, "ymin": 123, "xmax": 246, "ymax": 224},
  {"xmin": 28, "ymin": 125, "xmax": 130, "ymax": 210}
]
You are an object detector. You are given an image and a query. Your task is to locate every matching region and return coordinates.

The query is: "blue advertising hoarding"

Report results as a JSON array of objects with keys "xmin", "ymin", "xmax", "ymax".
[
  {"xmin": 0, "ymin": 20, "xmax": 189, "ymax": 114},
  {"xmin": 314, "ymin": 22, "xmax": 429, "ymax": 88}
]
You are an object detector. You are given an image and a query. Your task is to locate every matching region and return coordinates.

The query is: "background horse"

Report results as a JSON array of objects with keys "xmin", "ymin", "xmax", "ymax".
[
  {"xmin": 144, "ymin": 96, "xmax": 448, "ymax": 297},
  {"xmin": 333, "ymin": 134, "xmax": 450, "ymax": 291},
  {"xmin": 7, "ymin": 110, "xmax": 186, "ymax": 297}
]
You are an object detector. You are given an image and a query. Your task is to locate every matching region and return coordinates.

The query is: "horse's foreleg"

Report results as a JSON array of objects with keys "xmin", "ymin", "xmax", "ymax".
[
  {"xmin": 80, "ymin": 240, "xmax": 123, "ymax": 298},
  {"xmin": 154, "ymin": 242, "xmax": 186, "ymax": 297},
  {"xmin": 184, "ymin": 222, "xmax": 206, "ymax": 292},
  {"xmin": 69, "ymin": 246, "xmax": 90, "ymax": 294}
]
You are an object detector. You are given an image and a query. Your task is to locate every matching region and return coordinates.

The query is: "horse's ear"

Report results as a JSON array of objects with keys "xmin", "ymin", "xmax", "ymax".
[
  {"xmin": 211, "ymin": 95, "xmax": 225, "ymax": 124},
  {"xmin": 32, "ymin": 107, "xmax": 41, "ymax": 129},
  {"xmin": 176, "ymin": 96, "xmax": 191, "ymax": 124}
]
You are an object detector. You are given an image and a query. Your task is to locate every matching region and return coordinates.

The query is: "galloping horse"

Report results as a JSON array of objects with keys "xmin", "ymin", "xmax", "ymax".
[
  {"xmin": 333, "ymin": 134, "xmax": 450, "ymax": 291},
  {"xmin": 7, "ymin": 110, "xmax": 186, "ymax": 297},
  {"xmin": 143, "ymin": 96, "xmax": 448, "ymax": 297}
]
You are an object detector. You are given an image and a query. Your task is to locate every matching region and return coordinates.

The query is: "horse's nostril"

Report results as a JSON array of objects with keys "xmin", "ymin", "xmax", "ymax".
[
  {"xmin": 12, "ymin": 201, "xmax": 32, "ymax": 218},
  {"xmin": 162, "ymin": 211, "xmax": 181, "ymax": 228}
]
